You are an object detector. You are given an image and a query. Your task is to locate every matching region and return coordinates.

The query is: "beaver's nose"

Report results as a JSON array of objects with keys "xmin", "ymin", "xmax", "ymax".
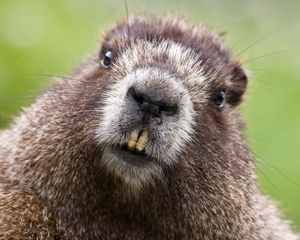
[{"xmin": 127, "ymin": 87, "xmax": 178, "ymax": 119}]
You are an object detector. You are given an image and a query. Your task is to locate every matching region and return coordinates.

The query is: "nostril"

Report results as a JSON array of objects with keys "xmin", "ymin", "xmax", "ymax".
[
  {"xmin": 127, "ymin": 87, "xmax": 144, "ymax": 105},
  {"xmin": 127, "ymin": 87, "xmax": 178, "ymax": 118},
  {"xmin": 159, "ymin": 105, "xmax": 178, "ymax": 116},
  {"xmin": 141, "ymin": 102, "xmax": 160, "ymax": 116}
]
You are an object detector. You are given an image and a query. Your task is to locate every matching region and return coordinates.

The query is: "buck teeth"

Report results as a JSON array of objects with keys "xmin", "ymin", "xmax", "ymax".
[
  {"xmin": 127, "ymin": 130, "xmax": 149, "ymax": 152},
  {"xmin": 127, "ymin": 129, "xmax": 139, "ymax": 151},
  {"xmin": 136, "ymin": 130, "xmax": 149, "ymax": 153}
]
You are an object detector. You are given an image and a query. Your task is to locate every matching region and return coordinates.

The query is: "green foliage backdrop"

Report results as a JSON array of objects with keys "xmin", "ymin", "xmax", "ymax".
[{"xmin": 0, "ymin": 0, "xmax": 299, "ymax": 229}]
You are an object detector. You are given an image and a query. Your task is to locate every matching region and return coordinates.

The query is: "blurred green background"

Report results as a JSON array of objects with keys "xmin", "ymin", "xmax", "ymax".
[{"xmin": 0, "ymin": 0, "xmax": 299, "ymax": 230}]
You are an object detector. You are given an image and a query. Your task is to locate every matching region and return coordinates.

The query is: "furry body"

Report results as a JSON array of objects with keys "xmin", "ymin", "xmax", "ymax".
[{"xmin": 0, "ymin": 15, "xmax": 298, "ymax": 239}]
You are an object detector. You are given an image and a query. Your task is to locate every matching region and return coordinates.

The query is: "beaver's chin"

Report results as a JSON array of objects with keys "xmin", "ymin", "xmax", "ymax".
[
  {"xmin": 100, "ymin": 145, "xmax": 164, "ymax": 189},
  {"xmin": 109, "ymin": 145, "xmax": 153, "ymax": 168}
]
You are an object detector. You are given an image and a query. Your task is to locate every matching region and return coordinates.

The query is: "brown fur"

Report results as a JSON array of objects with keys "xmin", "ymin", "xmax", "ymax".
[{"xmin": 0, "ymin": 15, "xmax": 298, "ymax": 239}]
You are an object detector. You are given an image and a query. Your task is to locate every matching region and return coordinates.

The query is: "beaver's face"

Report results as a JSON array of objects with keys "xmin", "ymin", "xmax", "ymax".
[{"xmin": 94, "ymin": 15, "xmax": 248, "ymax": 189}]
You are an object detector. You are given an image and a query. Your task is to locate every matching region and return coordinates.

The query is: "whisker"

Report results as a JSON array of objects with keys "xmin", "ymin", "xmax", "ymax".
[
  {"xmin": 26, "ymin": 73, "xmax": 80, "ymax": 81},
  {"xmin": 256, "ymin": 161, "xmax": 278, "ymax": 190},
  {"xmin": 104, "ymin": 0, "xmax": 117, "ymax": 21},
  {"xmin": 250, "ymin": 68, "xmax": 282, "ymax": 74},
  {"xmin": 251, "ymin": 76, "xmax": 275, "ymax": 86},
  {"xmin": 247, "ymin": 134, "xmax": 288, "ymax": 144},
  {"xmin": 244, "ymin": 49, "xmax": 293, "ymax": 64},
  {"xmin": 235, "ymin": 34, "xmax": 272, "ymax": 57},
  {"xmin": 188, "ymin": 121, "xmax": 300, "ymax": 192},
  {"xmin": 124, "ymin": 0, "xmax": 131, "ymax": 42},
  {"xmin": 254, "ymin": 151, "xmax": 300, "ymax": 190},
  {"xmin": 79, "ymin": 8, "xmax": 101, "ymax": 25},
  {"xmin": 198, "ymin": 138, "xmax": 277, "ymax": 190},
  {"xmin": 0, "ymin": 94, "xmax": 42, "ymax": 104}
]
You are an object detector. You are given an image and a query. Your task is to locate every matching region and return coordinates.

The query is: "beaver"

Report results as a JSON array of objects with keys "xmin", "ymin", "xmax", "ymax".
[{"xmin": 0, "ymin": 14, "xmax": 298, "ymax": 239}]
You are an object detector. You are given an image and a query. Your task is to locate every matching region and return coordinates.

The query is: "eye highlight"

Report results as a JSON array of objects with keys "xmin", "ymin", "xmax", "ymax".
[
  {"xmin": 212, "ymin": 91, "xmax": 225, "ymax": 109},
  {"xmin": 101, "ymin": 50, "xmax": 113, "ymax": 68}
]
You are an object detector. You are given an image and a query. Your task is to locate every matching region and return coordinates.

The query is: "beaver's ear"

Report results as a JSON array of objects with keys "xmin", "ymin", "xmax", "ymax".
[{"xmin": 226, "ymin": 66, "xmax": 248, "ymax": 106}]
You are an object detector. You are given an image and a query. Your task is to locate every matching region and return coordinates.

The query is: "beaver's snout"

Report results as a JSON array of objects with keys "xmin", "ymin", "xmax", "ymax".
[
  {"xmin": 127, "ymin": 86, "xmax": 178, "ymax": 125},
  {"xmin": 96, "ymin": 65, "xmax": 195, "ymax": 186}
]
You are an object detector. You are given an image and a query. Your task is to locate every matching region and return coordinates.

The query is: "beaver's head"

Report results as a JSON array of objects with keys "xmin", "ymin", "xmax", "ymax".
[{"xmin": 91, "ymin": 15, "xmax": 248, "ymax": 190}]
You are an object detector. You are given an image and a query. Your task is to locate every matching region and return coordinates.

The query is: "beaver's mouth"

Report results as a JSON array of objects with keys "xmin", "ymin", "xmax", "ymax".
[
  {"xmin": 111, "ymin": 146, "xmax": 152, "ymax": 167},
  {"xmin": 109, "ymin": 129, "xmax": 153, "ymax": 167}
]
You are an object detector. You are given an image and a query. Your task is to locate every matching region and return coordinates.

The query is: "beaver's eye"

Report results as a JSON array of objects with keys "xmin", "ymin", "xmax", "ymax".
[
  {"xmin": 101, "ymin": 50, "xmax": 113, "ymax": 68},
  {"xmin": 213, "ymin": 91, "xmax": 225, "ymax": 108}
]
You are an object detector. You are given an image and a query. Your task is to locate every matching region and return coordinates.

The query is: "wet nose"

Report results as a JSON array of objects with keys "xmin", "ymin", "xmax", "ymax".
[{"xmin": 127, "ymin": 87, "xmax": 178, "ymax": 119}]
